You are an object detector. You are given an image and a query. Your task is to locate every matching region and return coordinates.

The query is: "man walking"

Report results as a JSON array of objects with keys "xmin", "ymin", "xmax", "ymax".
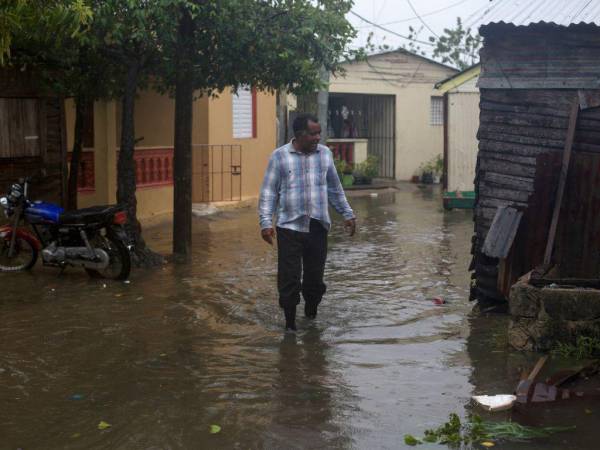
[{"xmin": 259, "ymin": 113, "xmax": 356, "ymax": 331}]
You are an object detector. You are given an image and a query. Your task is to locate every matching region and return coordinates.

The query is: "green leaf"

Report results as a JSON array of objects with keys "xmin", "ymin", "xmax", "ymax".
[
  {"xmin": 98, "ymin": 421, "xmax": 111, "ymax": 430},
  {"xmin": 404, "ymin": 434, "xmax": 421, "ymax": 446}
]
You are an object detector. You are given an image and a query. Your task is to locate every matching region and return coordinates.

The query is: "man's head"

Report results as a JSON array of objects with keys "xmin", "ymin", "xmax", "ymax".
[{"xmin": 293, "ymin": 113, "xmax": 321, "ymax": 153}]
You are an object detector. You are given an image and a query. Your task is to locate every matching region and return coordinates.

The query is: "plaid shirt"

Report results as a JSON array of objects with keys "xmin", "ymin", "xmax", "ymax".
[{"xmin": 259, "ymin": 142, "xmax": 355, "ymax": 232}]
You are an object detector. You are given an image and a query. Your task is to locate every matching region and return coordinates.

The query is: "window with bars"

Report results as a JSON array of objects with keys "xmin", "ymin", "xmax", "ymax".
[{"xmin": 430, "ymin": 96, "xmax": 444, "ymax": 126}]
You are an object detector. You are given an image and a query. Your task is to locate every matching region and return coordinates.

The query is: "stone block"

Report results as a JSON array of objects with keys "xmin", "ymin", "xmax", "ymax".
[
  {"xmin": 542, "ymin": 288, "xmax": 600, "ymax": 321},
  {"xmin": 509, "ymin": 281, "xmax": 541, "ymax": 318}
]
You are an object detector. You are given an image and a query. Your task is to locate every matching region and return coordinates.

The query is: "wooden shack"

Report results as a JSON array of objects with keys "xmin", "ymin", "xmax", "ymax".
[
  {"xmin": 0, "ymin": 67, "xmax": 67, "ymax": 204},
  {"xmin": 471, "ymin": 22, "xmax": 600, "ymax": 302}
]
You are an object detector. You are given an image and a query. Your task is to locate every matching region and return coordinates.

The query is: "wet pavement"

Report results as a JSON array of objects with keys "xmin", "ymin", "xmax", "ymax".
[{"xmin": 1, "ymin": 184, "xmax": 598, "ymax": 449}]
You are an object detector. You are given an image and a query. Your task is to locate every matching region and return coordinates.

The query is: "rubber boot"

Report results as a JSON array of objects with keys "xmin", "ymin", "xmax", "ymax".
[
  {"xmin": 304, "ymin": 302, "xmax": 318, "ymax": 319},
  {"xmin": 284, "ymin": 307, "xmax": 297, "ymax": 331}
]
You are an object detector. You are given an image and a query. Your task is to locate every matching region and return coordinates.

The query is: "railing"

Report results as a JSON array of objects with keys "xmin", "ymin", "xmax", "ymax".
[
  {"xmin": 122, "ymin": 147, "xmax": 174, "ymax": 188},
  {"xmin": 327, "ymin": 140, "xmax": 354, "ymax": 165},
  {"xmin": 67, "ymin": 150, "xmax": 95, "ymax": 192}
]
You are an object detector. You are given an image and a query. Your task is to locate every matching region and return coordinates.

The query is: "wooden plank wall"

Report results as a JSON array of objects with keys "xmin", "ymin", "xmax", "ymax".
[
  {"xmin": 479, "ymin": 23, "xmax": 600, "ymax": 90},
  {"xmin": 473, "ymin": 23, "xmax": 600, "ymax": 301},
  {"xmin": 555, "ymin": 106, "xmax": 600, "ymax": 278},
  {"xmin": 472, "ymin": 89, "xmax": 570, "ymax": 301},
  {"xmin": 473, "ymin": 88, "xmax": 600, "ymax": 301},
  {"xmin": 0, "ymin": 97, "xmax": 65, "ymax": 204}
]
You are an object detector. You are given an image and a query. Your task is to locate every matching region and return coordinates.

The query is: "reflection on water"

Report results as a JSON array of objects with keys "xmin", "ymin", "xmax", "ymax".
[{"xmin": 0, "ymin": 184, "xmax": 591, "ymax": 449}]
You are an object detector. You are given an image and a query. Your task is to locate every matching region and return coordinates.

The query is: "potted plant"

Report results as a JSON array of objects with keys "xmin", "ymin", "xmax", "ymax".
[
  {"xmin": 419, "ymin": 154, "xmax": 443, "ymax": 184},
  {"xmin": 334, "ymin": 158, "xmax": 354, "ymax": 188},
  {"xmin": 352, "ymin": 155, "xmax": 379, "ymax": 185}
]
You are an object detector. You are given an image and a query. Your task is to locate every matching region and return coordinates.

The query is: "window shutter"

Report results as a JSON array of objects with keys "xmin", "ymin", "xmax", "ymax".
[{"xmin": 233, "ymin": 86, "xmax": 253, "ymax": 138}]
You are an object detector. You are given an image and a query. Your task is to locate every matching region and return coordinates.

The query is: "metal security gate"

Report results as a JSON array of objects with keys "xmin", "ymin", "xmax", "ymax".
[
  {"xmin": 327, "ymin": 93, "xmax": 396, "ymax": 178},
  {"xmin": 192, "ymin": 144, "xmax": 242, "ymax": 202}
]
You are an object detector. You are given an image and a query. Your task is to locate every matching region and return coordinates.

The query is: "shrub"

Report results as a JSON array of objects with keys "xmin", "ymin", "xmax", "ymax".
[{"xmin": 353, "ymin": 155, "xmax": 379, "ymax": 179}]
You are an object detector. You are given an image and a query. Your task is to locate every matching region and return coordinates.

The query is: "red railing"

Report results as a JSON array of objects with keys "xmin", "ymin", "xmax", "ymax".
[
  {"xmin": 130, "ymin": 147, "xmax": 173, "ymax": 188},
  {"xmin": 67, "ymin": 151, "xmax": 95, "ymax": 193},
  {"xmin": 328, "ymin": 141, "xmax": 354, "ymax": 165}
]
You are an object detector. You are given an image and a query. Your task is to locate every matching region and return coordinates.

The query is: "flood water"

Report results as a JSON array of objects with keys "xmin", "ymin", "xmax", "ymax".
[{"xmin": 1, "ymin": 184, "xmax": 598, "ymax": 449}]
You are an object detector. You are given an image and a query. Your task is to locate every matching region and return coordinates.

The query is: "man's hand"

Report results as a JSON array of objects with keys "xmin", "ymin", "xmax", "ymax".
[
  {"xmin": 344, "ymin": 218, "xmax": 356, "ymax": 237},
  {"xmin": 261, "ymin": 227, "xmax": 275, "ymax": 245}
]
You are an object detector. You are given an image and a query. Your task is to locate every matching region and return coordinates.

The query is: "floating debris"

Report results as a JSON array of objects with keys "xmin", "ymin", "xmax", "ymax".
[
  {"xmin": 472, "ymin": 395, "xmax": 516, "ymax": 412},
  {"xmin": 432, "ymin": 296, "xmax": 445, "ymax": 305},
  {"xmin": 97, "ymin": 421, "xmax": 111, "ymax": 430}
]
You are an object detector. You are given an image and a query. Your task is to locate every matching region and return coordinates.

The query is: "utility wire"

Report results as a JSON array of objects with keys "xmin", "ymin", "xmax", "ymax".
[
  {"xmin": 350, "ymin": 10, "xmax": 435, "ymax": 47},
  {"xmin": 406, "ymin": 0, "xmax": 440, "ymax": 38},
  {"xmin": 464, "ymin": 0, "xmax": 507, "ymax": 28},
  {"xmin": 376, "ymin": 0, "xmax": 472, "ymax": 28}
]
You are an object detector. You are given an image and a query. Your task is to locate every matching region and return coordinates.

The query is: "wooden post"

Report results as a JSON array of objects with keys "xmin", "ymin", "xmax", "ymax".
[{"xmin": 543, "ymin": 98, "xmax": 580, "ymax": 266}]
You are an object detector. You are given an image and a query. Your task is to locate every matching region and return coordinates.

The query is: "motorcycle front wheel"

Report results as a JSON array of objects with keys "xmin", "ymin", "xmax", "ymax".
[
  {"xmin": 0, "ymin": 237, "xmax": 38, "ymax": 272},
  {"xmin": 85, "ymin": 233, "xmax": 131, "ymax": 280}
]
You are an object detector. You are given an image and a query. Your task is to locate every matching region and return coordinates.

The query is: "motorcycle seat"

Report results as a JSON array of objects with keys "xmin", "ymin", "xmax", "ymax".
[{"xmin": 59, "ymin": 205, "xmax": 122, "ymax": 225}]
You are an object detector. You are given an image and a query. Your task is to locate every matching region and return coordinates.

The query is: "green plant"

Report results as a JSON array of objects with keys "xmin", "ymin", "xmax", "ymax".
[
  {"xmin": 334, "ymin": 158, "xmax": 348, "ymax": 179},
  {"xmin": 419, "ymin": 154, "xmax": 443, "ymax": 176},
  {"xmin": 552, "ymin": 335, "xmax": 600, "ymax": 360},
  {"xmin": 353, "ymin": 155, "xmax": 379, "ymax": 179},
  {"xmin": 404, "ymin": 413, "xmax": 576, "ymax": 446}
]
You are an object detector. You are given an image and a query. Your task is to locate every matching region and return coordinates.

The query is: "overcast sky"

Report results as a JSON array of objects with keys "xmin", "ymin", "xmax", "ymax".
[{"xmin": 347, "ymin": 0, "xmax": 494, "ymax": 55}]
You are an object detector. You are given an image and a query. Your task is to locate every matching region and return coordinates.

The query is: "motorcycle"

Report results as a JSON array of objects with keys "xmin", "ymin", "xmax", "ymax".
[{"xmin": 0, "ymin": 178, "xmax": 132, "ymax": 280}]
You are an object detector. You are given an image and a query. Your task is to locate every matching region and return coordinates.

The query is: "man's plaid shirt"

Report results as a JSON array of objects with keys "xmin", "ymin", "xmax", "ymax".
[{"xmin": 259, "ymin": 142, "xmax": 355, "ymax": 232}]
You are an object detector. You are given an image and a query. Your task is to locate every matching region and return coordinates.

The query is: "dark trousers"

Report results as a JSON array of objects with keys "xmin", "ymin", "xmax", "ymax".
[{"xmin": 276, "ymin": 219, "xmax": 328, "ymax": 310}]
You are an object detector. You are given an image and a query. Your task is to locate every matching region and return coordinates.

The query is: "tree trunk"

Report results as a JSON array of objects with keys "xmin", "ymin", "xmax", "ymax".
[
  {"xmin": 276, "ymin": 89, "xmax": 288, "ymax": 147},
  {"xmin": 317, "ymin": 66, "xmax": 330, "ymax": 144},
  {"xmin": 117, "ymin": 60, "xmax": 164, "ymax": 267},
  {"xmin": 67, "ymin": 99, "xmax": 86, "ymax": 211},
  {"xmin": 172, "ymin": 7, "xmax": 195, "ymax": 262}
]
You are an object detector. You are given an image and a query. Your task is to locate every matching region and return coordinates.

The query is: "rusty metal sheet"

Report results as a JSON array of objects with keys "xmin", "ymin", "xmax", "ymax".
[{"xmin": 482, "ymin": 206, "xmax": 523, "ymax": 258}]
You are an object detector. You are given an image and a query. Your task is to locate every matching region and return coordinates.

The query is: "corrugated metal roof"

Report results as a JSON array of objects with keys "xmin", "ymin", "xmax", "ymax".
[{"xmin": 478, "ymin": 0, "xmax": 600, "ymax": 27}]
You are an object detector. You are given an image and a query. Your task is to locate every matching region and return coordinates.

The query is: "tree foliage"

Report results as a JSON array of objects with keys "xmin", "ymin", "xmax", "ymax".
[
  {"xmin": 400, "ymin": 17, "xmax": 482, "ymax": 70},
  {"xmin": 2, "ymin": 0, "xmax": 360, "ymax": 263},
  {"xmin": 430, "ymin": 17, "xmax": 481, "ymax": 70},
  {"xmin": 0, "ymin": 0, "xmax": 92, "ymax": 64}
]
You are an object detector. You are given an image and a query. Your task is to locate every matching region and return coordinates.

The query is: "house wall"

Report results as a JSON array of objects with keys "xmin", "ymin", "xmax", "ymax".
[
  {"xmin": 65, "ymin": 99, "xmax": 111, "ymax": 209},
  {"xmin": 329, "ymin": 51, "xmax": 457, "ymax": 180},
  {"xmin": 66, "ymin": 88, "xmax": 274, "ymax": 220},
  {"xmin": 207, "ymin": 90, "xmax": 276, "ymax": 199},
  {"xmin": 447, "ymin": 90, "xmax": 479, "ymax": 192}
]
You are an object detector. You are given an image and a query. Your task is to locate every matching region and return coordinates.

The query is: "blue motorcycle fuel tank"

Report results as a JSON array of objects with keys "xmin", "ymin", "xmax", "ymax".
[{"xmin": 24, "ymin": 201, "xmax": 64, "ymax": 224}]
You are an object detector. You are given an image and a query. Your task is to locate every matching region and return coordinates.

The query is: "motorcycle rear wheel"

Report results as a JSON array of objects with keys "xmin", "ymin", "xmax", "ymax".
[
  {"xmin": 85, "ymin": 233, "xmax": 131, "ymax": 280},
  {"xmin": 0, "ymin": 237, "xmax": 38, "ymax": 272}
]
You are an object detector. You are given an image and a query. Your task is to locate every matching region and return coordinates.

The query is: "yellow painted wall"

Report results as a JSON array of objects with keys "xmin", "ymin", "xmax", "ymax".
[
  {"xmin": 70, "ymin": 87, "xmax": 274, "ymax": 220},
  {"xmin": 329, "ymin": 51, "xmax": 457, "ymax": 180},
  {"xmin": 207, "ymin": 89, "xmax": 276, "ymax": 199},
  {"xmin": 130, "ymin": 89, "xmax": 174, "ymax": 147},
  {"xmin": 65, "ymin": 99, "xmax": 116, "ymax": 209}
]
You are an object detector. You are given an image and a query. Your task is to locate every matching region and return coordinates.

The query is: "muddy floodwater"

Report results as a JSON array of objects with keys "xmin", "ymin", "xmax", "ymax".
[{"xmin": 1, "ymin": 184, "xmax": 598, "ymax": 449}]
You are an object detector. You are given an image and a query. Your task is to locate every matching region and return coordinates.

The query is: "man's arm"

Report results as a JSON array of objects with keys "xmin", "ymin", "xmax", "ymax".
[
  {"xmin": 258, "ymin": 153, "xmax": 281, "ymax": 244},
  {"xmin": 326, "ymin": 155, "xmax": 356, "ymax": 235}
]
